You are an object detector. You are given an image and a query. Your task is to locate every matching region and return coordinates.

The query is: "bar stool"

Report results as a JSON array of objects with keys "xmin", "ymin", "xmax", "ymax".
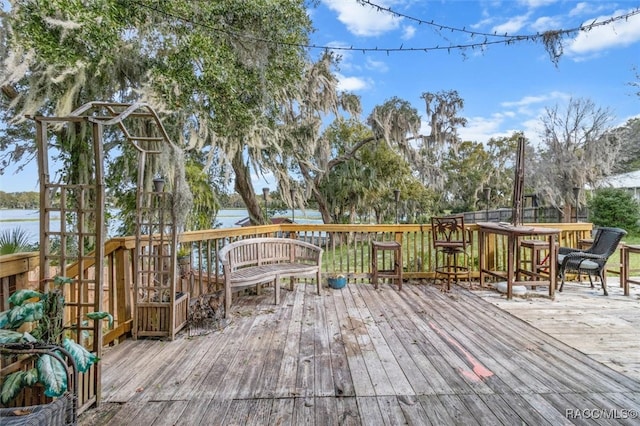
[
  {"xmin": 431, "ymin": 216, "xmax": 470, "ymax": 291},
  {"xmin": 519, "ymin": 239, "xmax": 552, "ymax": 288},
  {"xmin": 371, "ymin": 241, "xmax": 402, "ymax": 290}
]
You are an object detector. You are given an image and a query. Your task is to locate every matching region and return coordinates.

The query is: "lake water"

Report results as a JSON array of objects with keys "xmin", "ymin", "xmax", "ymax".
[{"xmin": 0, "ymin": 208, "xmax": 323, "ymax": 245}]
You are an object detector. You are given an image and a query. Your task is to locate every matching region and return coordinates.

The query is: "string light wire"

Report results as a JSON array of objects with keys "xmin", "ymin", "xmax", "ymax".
[{"xmin": 129, "ymin": 0, "xmax": 640, "ymax": 56}]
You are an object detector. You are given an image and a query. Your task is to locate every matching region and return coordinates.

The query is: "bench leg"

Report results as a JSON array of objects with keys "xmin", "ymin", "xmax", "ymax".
[
  {"xmin": 275, "ymin": 275, "xmax": 280, "ymax": 305},
  {"xmin": 224, "ymin": 283, "xmax": 232, "ymax": 319},
  {"xmin": 317, "ymin": 270, "xmax": 321, "ymax": 294}
]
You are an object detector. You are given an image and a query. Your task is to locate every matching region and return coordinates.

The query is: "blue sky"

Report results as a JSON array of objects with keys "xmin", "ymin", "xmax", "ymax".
[
  {"xmin": 1, "ymin": 0, "xmax": 639, "ymax": 193},
  {"xmin": 309, "ymin": 0, "xmax": 640, "ymax": 144}
]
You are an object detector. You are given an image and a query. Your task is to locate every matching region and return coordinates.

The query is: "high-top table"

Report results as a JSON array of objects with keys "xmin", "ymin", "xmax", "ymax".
[
  {"xmin": 622, "ymin": 244, "xmax": 640, "ymax": 296},
  {"xmin": 477, "ymin": 222, "xmax": 560, "ymax": 299}
]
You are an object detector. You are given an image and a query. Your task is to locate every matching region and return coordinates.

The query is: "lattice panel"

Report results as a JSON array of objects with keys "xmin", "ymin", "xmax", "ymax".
[
  {"xmin": 35, "ymin": 115, "xmax": 105, "ymax": 412},
  {"xmin": 42, "ymin": 184, "xmax": 102, "ymax": 348},
  {"xmin": 135, "ymin": 191, "xmax": 175, "ymax": 304}
]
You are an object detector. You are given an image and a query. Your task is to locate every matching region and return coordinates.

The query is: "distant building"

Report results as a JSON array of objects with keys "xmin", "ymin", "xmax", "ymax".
[{"xmin": 598, "ymin": 170, "xmax": 640, "ymax": 201}]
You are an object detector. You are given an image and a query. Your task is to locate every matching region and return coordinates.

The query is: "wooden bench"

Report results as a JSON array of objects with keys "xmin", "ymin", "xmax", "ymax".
[{"xmin": 218, "ymin": 237, "xmax": 323, "ymax": 318}]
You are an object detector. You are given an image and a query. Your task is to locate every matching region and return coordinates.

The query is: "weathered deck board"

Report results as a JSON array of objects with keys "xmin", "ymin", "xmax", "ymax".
[
  {"xmin": 80, "ymin": 281, "xmax": 640, "ymax": 425},
  {"xmin": 332, "ymin": 283, "xmax": 375, "ymax": 396},
  {"xmin": 474, "ymin": 279, "xmax": 640, "ymax": 383},
  {"xmin": 323, "ymin": 283, "xmax": 354, "ymax": 397}
]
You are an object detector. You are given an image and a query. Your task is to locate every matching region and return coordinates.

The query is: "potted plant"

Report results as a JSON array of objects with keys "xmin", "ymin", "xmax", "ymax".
[
  {"xmin": 177, "ymin": 245, "xmax": 191, "ymax": 276},
  {"xmin": 0, "ymin": 276, "xmax": 112, "ymax": 413},
  {"xmin": 327, "ymin": 273, "xmax": 347, "ymax": 289}
]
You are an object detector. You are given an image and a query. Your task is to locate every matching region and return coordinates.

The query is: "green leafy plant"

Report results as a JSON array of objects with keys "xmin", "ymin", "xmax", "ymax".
[
  {"xmin": 0, "ymin": 227, "xmax": 36, "ymax": 255},
  {"xmin": 0, "ymin": 276, "xmax": 113, "ymax": 404},
  {"xmin": 176, "ymin": 245, "xmax": 191, "ymax": 259}
]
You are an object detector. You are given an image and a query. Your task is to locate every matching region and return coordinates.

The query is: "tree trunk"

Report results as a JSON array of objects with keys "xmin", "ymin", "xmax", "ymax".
[
  {"xmin": 311, "ymin": 185, "xmax": 333, "ymax": 224},
  {"xmin": 232, "ymin": 150, "xmax": 265, "ymax": 225},
  {"xmin": 298, "ymin": 161, "xmax": 333, "ymax": 224}
]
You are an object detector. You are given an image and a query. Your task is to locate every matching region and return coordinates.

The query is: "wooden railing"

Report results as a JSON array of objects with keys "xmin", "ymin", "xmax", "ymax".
[{"xmin": 1, "ymin": 222, "xmax": 596, "ymax": 347}]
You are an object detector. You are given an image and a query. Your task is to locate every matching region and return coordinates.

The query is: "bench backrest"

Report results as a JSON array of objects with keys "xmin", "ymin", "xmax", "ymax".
[{"xmin": 219, "ymin": 237, "xmax": 323, "ymax": 271}]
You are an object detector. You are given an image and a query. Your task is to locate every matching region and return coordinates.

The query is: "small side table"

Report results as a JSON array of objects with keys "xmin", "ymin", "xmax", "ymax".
[{"xmin": 371, "ymin": 241, "xmax": 402, "ymax": 290}]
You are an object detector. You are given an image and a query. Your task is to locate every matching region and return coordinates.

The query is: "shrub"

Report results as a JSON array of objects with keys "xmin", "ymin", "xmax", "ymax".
[
  {"xmin": 0, "ymin": 227, "xmax": 35, "ymax": 255},
  {"xmin": 587, "ymin": 188, "xmax": 640, "ymax": 235}
]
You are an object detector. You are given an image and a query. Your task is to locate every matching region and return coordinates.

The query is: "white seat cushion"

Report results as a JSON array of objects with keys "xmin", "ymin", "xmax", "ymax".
[{"xmin": 557, "ymin": 254, "xmax": 599, "ymax": 270}]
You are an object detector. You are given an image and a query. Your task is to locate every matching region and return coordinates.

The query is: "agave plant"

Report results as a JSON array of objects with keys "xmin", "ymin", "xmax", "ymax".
[{"xmin": 0, "ymin": 276, "xmax": 113, "ymax": 404}]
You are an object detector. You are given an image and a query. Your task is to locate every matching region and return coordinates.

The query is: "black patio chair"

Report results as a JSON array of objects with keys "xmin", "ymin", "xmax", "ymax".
[{"xmin": 557, "ymin": 227, "xmax": 627, "ymax": 295}]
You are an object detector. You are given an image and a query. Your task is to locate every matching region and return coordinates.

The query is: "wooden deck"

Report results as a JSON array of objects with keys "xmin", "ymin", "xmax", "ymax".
[
  {"xmin": 476, "ymin": 278, "xmax": 640, "ymax": 383},
  {"xmin": 80, "ymin": 281, "xmax": 640, "ymax": 425}
]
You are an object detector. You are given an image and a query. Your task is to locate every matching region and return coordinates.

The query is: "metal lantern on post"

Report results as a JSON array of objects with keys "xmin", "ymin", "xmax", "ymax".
[
  {"xmin": 393, "ymin": 189, "xmax": 401, "ymax": 224},
  {"xmin": 573, "ymin": 186, "xmax": 581, "ymax": 222},
  {"xmin": 262, "ymin": 187, "xmax": 270, "ymax": 223},
  {"xmin": 290, "ymin": 188, "xmax": 296, "ymax": 223},
  {"xmin": 532, "ymin": 193, "xmax": 539, "ymax": 222},
  {"xmin": 153, "ymin": 176, "xmax": 165, "ymax": 193}
]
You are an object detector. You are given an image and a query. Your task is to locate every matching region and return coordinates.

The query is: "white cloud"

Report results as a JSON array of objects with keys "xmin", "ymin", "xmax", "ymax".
[
  {"xmin": 458, "ymin": 114, "xmax": 507, "ymax": 142},
  {"xmin": 568, "ymin": 2, "xmax": 610, "ymax": 18},
  {"xmin": 329, "ymin": 42, "xmax": 390, "ymax": 75},
  {"xmin": 365, "ymin": 58, "xmax": 389, "ymax": 73},
  {"xmin": 501, "ymin": 91, "xmax": 570, "ymax": 108},
  {"xmin": 530, "ymin": 16, "xmax": 562, "ymax": 32},
  {"xmin": 460, "ymin": 92, "xmax": 571, "ymax": 143},
  {"xmin": 521, "ymin": 117, "xmax": 546, "ymax": 146},
  {"xmin": 471, "ymin": 16, "xmax": 495, "ymax": 30},
  {"xmin": 518, "ymin": 0, "xmax": 558, "ymax": 8},
  {"xmin": 322, "ymin": 0, "xmax": 401, "ymax": 37},
  {"xmin": 566, "ymin": 9, "xmax": 640, "ymax": 56},
  {"xmin": 335, "ymin": 73, "xmax": 370, "ymax": 92},
  {"xmin": 492, "ymin": 13, "xmax": 531, "ymax": 34},
  {"xmin": 402, "ymin": 25, "xmax": 416, "ymax": 40}
]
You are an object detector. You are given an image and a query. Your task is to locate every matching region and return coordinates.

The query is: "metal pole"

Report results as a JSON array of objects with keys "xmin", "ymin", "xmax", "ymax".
[
  {"xmin": 262, "ymin": 187, "xmax": 270, "ymax": 223},
  {"xmin": 484, "ymin": 188, "xmax": 491, "ymax": 221},
  {"xmin": 290, "ymin": 188, "xmax": 295, "ymax": 222},
  {"xmin": 393, "ymin": 189, "xmax": 400, "ymax": 224}
]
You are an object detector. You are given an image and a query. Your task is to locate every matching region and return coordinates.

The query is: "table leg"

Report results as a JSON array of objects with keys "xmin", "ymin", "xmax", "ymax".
[
  {"xmin": 548, "ymin": 235, "xmax": 556, "ymax": 298},
  {"xmin": 622, "ymin": 245, "xmax": 629, "ymax": 296},
  {"xmin": 515, "ymin": 236, "xmax": 522, "ymax": 283},
  {"xmin": 507, "ymin": 235, "xmax": 516, "ymax": 299},
  {"xmin": 372, "ymin": 246, "xmax": 378, "ymax": 289},
  {"xmin": 479, "ymin": 229, "xmax": 486, "ymax": 287}
]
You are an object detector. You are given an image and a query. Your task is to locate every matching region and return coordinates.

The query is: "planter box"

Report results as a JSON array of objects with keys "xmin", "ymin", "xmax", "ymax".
[
  {"xmin": 135, "ymin": 291, "xmax": 189, "ymax": 339},
  {"xmin": 0, "ymin": 393, "xmax": 75, "ymax": 426},
  {"xmin": 0, "ymin": 344, "xmax": 77, "ymax": 425}
]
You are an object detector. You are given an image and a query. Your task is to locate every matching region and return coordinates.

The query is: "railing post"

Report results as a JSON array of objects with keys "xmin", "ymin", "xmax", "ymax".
[{"xmin": 114, "ymin": 247, "xmax": 130, "ymax": 324}]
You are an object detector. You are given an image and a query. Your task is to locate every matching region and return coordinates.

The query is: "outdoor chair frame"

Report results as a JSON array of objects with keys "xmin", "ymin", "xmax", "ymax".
[
  {"xmin": 557, "ymin": 226, "xmax": 627, "ymax": 296},
  {"xmin": 431, "ymin": 215, "xmax": 471, "ymax": 291}
]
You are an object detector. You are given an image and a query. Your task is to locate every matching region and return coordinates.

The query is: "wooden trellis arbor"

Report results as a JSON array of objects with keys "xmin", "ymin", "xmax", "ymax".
[{"xmin": 33, "ymin": 101, "xmax": 186, "ymax": 411}]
